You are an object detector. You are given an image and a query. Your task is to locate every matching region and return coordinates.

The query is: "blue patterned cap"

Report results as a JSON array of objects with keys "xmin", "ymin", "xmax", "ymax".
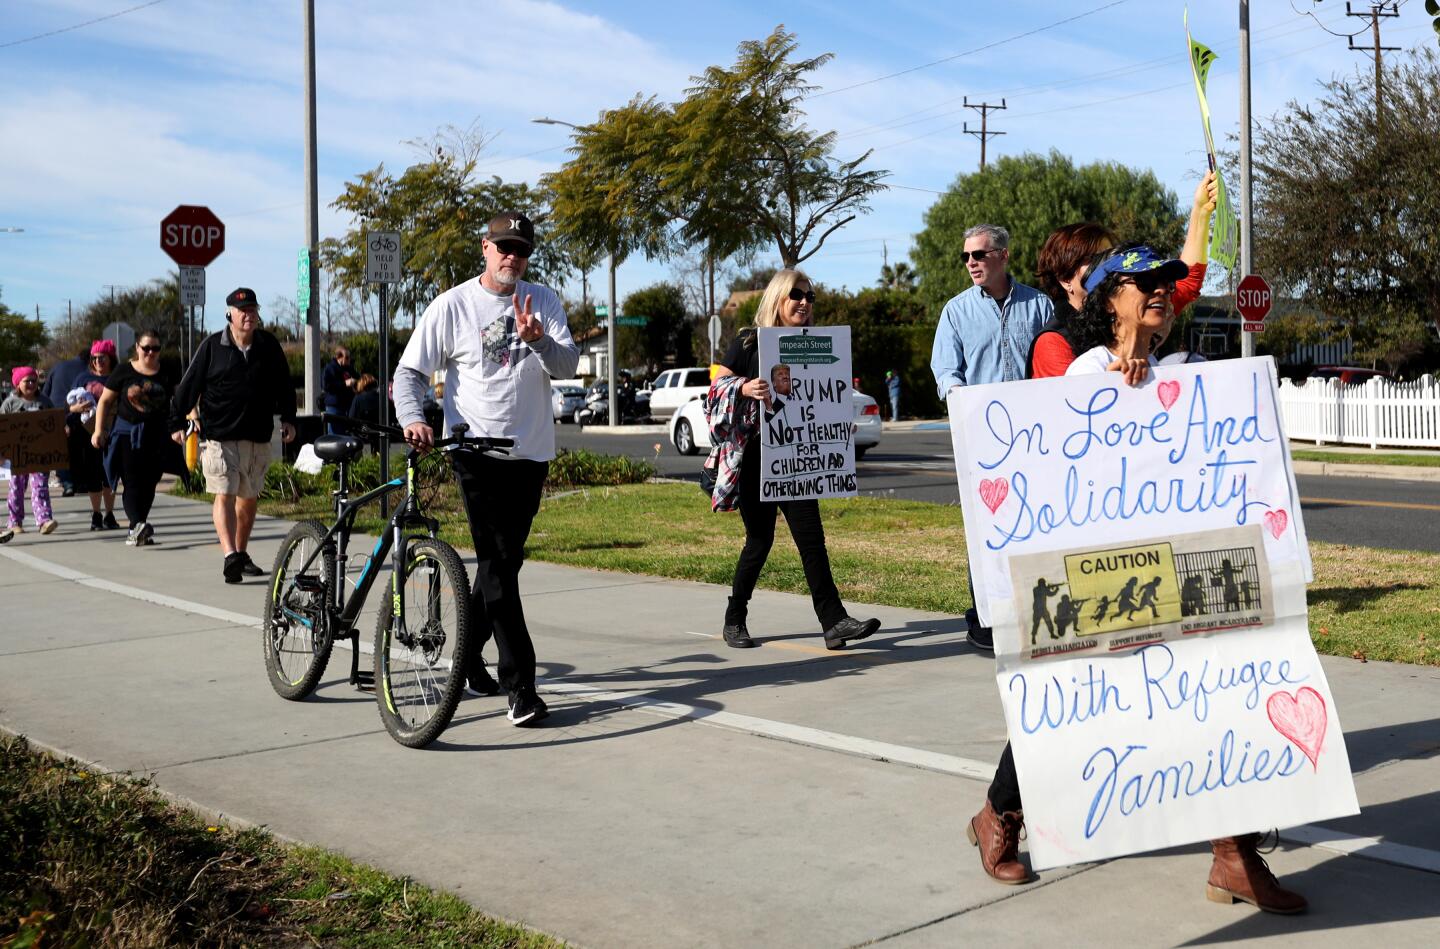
[{"xmin": 1083, "ymin": 245, "xmax": 1189, "ymax": 294}]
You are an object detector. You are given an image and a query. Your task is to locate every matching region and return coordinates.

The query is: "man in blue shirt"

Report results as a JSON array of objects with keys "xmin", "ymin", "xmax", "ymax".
[
  {"xmin": 930, "ymin": 224, "xmax": 1052, "ymax": 395},
  {"xmin": 930, "ymin": 223, "xmax": 1052, "ymax": 653}
]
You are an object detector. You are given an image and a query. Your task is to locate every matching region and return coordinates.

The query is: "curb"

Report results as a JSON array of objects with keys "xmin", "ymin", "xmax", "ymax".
[{"xmin": 1291, "ymin": 460, "xmax": 1440, "ymax": 482}]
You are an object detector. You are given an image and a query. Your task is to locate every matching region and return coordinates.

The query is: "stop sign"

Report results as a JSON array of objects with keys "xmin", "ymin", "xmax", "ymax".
[
  {"xmin": 160, "ymin": 205, "xmax": 225, "ymax": 267},
  {"xmin": 1236, "ymin": 274, "xmax": 1273, "ymax": 323}
]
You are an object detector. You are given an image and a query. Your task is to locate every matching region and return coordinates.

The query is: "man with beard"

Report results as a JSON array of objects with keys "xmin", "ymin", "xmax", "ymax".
[{"xmin": 393, "ymin": 211, "xmax": 579, "ymax": 727}]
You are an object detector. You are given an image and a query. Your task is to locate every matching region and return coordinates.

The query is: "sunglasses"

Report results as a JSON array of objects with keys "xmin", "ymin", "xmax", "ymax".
[
  {"xmin": 961, "ymin": 248, "xmax": 1003, "ymax": 263},
  {"xmin": 139, "ymin": 345, "xmax": 161, "ymax": 354},
  {"xmin": 492, "ymin": 240, "xmax": 532, "ymax": 259},
  {"xmin": 1119, "ymin": 273, "xmax": 1175, "ymax": 295},
  {"xmin": 787, "ymin": 287, "xmax": 817, "ymax": 303}
]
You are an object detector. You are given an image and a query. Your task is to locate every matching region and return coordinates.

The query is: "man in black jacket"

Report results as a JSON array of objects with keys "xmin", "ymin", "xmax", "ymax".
[{"xmin": 170, "ymin": 288, "xmax": 296, "ymax": 583}]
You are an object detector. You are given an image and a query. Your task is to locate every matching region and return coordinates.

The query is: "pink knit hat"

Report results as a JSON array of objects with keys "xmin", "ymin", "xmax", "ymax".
[
  {"xmin": 11, "ymin": 366, "xmax": 37, "ymax": 387},
  {"xmin": 90, "ymin": 339, "xmax": 118, "ymax": 359}
]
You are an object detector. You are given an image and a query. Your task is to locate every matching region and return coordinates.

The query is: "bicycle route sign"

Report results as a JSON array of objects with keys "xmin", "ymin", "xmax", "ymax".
[{"xmin": 366, "ymin": 230, "xmax": 402, "ymax": 284}]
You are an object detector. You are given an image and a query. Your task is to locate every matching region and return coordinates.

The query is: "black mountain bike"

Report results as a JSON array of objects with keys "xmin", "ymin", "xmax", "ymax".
[{"xmin": 262, "ymin": 415, "xmax": 511, "ymax": 747}]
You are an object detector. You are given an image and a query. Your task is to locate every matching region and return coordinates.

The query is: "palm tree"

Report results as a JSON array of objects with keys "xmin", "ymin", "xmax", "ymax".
[{"xmin": 879, "ymin": 261, "xmax": 916, "ymax": 292}]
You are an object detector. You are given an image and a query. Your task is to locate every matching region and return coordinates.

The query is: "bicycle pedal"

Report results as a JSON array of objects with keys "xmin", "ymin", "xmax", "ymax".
[
  {"xmin": 352, "ymin": 670, "xmax": 375, "ymax": 690},
  {"xmin": 292, "ymin": 574, "xmax": 326, "ymax": 593}
]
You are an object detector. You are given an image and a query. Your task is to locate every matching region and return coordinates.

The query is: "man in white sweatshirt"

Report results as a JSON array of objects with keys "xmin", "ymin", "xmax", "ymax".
[{"xmin": 394, "ymin": 211, "xmax": 579, "ymax": 726}]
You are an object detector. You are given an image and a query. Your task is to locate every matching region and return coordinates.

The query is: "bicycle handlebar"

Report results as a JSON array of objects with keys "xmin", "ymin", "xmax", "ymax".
[{"xmin": 322, "ymin": 413, "xmax": 514, "ymax": 454}]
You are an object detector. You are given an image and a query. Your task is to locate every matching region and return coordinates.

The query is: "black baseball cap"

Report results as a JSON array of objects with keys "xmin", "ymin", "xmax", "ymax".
[
  {"xmin": 485, "ymin": 212, "xmax": 534, "ymax": 247},
  {"xmin": 226, "ymin": 287, "xmax": 260, "ymax": 309}
]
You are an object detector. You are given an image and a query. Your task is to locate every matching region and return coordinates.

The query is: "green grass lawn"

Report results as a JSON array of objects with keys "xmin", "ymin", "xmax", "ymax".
[
  {"xmin": 262, "ymin": 481, "xmax": 1439, "ymax": 667},
  {"xmin": 0, "ymin": 735, "xmax": 562, "ymax": 948},
  {"xmin": 1290, "ymin": 449, "xmax": 1440, "ymax": 468}
]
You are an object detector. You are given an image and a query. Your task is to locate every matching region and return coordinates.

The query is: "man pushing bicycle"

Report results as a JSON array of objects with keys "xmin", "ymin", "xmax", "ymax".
[{"xmin": 393, "ymin": 212, "xmax": 580, "ymax": 727}]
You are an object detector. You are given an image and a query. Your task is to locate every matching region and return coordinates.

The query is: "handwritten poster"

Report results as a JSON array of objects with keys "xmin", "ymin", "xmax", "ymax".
[
  {"xmin": 948, "ymin": 358, "xmax": 1357, "ymax": 870},
  {"xmin": 758, "ymin": 326, "xmax": 856, "ymax": 502},
  {"xmin": 0, "ymin": 408, "xmax": 69, "ymax": 475}
]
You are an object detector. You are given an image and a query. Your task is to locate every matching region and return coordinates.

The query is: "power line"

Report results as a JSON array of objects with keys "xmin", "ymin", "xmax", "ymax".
[
  {"xmin": 811, "ymin": 0, "xmax": 1134, "ymax": 98},
  {"xmin": 0, "ymin": 0, "xmax": 169, "ymax": 51}
]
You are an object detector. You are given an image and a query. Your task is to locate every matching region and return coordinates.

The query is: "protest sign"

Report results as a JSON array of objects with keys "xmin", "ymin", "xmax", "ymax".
[
  {"xmin": 948, "ymin": 358, "xmax": 1356, "ymax": 870},
  {"xmin": 757, "ymin": 326, "xmax": 856, "ymax": 501},
  {"xmin": 0, "ymin": 408, "xmax": 69, "ymax": 476}
]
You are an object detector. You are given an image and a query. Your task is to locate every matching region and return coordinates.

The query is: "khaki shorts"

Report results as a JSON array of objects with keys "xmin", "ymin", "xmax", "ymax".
[{"xmin": 201, "ymin": 439, "xmax": 272, "ymax": 498}]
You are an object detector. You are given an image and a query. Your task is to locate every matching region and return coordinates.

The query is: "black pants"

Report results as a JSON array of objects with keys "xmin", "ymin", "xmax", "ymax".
[
  {"xmin": 988, "ymin": 742, "xmax": 1022, "ymax": 813},
  {"xmin": 113, "ymin": 429, "xmax": 164, "ymax": 527},
  {"xmin": 450, "ymin": 450, "xmax": 548, "ymax": 694},
  {"xmin": 726, "ymin": 449, "xmax": 846, "ymax": 630}
]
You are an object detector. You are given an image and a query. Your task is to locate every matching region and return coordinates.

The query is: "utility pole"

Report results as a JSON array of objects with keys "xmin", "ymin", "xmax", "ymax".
[
  {"xmin": 1239, "ymin": 0, "xmax": 1254, "ymax": 359},
  {"xmin": 962, "ymin": 97, "xmax": 1007, "ymax": 172},
  {"xmin": 302, "ymin": 0, "xmax": 321, "ymax": 420},
  {"xmin": 1346, "ymin": 2, "xmax": 1400, "ymax": 124},
  {"xmin": 103, "ymin": 285, "xmax": 123, "ymax": 304}
]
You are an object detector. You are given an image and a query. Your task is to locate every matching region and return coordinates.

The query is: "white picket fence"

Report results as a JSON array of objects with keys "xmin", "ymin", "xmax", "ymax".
[{"xmin": 1276, "ymin": 374, "xmax": 1440, "ymax": 448}]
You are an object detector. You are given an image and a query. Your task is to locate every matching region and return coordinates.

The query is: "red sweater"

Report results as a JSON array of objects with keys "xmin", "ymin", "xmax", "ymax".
[{"xmin": 1029, "ymin": 262, "xmax": 1207, "ymax": 378}]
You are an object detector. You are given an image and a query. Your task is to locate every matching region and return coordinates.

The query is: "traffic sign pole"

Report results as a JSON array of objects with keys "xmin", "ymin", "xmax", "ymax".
[{"xmin": 367, "ymin": 231, "xmax": 402, "ymax": 520}]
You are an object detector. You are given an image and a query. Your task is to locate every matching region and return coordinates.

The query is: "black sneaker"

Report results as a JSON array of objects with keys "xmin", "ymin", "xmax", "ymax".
[
  {"xmin": 823, "ymin": 616, "xmax": 881, "ymax": 650},
  {"xmin": 134, "ymin": 522, "xmax": 154, "ymax": 547},
  {"xmin": 223, "ymin": 552, "xmax": 245, "ymax": 584},
  {"xmin": 90, "ymin": 512, "xmax": 104, "ymax": 531},
  {"xmin": 465, "ymin": 658, "xmax": 501, "ymax": 697},
  {"xmin": 722, "ymin": 623, "xmax": 756, "ymax": 648},
  {"xmin": 507, "ymin": 687, "xmax": 549, "ymax": 726},
  {"xmin": 102, "ymin": 512, "xmax": 120, "ymax": 530},
  {"xmin": 965, "ymin": 609, "xmax": 995, "ymax": 654},
  {"xmin": 237, "ymin": 552, "xmax": 265, "ymax": 576}
]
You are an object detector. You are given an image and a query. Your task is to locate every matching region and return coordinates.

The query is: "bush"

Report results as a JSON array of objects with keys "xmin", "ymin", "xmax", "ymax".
[{"xmin": 546, "ymin": 449, "xmax": 655, "ymax": 490}]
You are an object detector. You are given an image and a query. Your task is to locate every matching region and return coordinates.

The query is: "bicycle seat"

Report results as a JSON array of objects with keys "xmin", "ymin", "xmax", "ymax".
[{"xmin": 312, "ymin": 434, "xmax": 366, "ymax": 463}]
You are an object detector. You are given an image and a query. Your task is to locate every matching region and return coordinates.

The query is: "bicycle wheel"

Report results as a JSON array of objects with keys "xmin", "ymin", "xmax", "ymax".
[
  {"xmin": 263, "ymin": 519, "xmax": 336, "ymax": 700},
  {"xmin": 374, "ymin": 537, "xmax": 471, "ymax": 747}
]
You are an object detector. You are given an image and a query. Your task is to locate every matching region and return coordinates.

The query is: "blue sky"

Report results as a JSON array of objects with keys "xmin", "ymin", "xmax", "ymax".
[{"xmin": 2, "ymin": 0, "xmax": 1434, "ymax": 334}]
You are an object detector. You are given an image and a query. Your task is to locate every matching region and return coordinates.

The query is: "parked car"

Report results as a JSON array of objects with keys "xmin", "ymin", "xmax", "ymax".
[
  {"xmin": 551, "ymin": 384, "xmax": 586, "ymax": 422},
  {"xmin": 647, "ymin": 367, "xmax": 712, "ymax": 419},
  {"xmin": 1310, "ymin": 366, "xmax": 1395, "ymax": 386},
  {"xmin": 670, "ymin": 390, "xmax": 883, "ymax": 459}
]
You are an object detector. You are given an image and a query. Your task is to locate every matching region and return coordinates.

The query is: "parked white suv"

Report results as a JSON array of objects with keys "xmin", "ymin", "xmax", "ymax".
[{"xmin": 646, "ymin": 367, "xmax": 711, "ymax": 419}]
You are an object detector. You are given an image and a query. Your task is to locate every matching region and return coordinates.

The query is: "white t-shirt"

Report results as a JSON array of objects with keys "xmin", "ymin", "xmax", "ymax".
[
  {"xmin": 1158, "ymin": 350, "xmax": 1207, "ymax": 366},
  {"xmin": 1065, "ymin": 346, "xmax": 1159, "ymax": 376},
  {"xmin": 397, "ymin": 276, "xmax": 579, "ymax": 461}
]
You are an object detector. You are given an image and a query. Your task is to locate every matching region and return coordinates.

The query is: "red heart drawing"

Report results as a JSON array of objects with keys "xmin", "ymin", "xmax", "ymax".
[
  {"xmin": 1266, "ymin": 687, "xmax": 1327, "ymax": 771},
  {"xmin": 1157, "ymin": 379, "xmax": 1181, "ymax": 411},
  {"xmin": 1264, "ymin": 509, "xmax": 1288, "ymax": 539},
  {"xmin": 978, "ymin": 478, "xmax": 1009, "ymax": 514}
]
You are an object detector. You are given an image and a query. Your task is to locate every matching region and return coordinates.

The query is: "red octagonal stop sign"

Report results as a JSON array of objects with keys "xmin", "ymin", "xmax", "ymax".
[
  {"xmin": 160, "ymin": 205, "xmax": 225, "ymax": 267},
  {"xmin": 1236, "ymin": 273, "xmax": 1273, "ymax": 323}
]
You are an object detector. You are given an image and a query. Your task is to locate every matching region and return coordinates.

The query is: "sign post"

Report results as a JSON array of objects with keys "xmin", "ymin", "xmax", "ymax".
[
  {"xmin": 367, "ymin": 231, "xmax": 402, "ymax": 518},
  {"xmin": 161, "ymin": 205, "xmax": 224, "ymax": 364},
  {"xmin": 708, "ymin": 314, "xmax": 722, "ymax": 363},
  {"xmin": 1236, "ymin": 273, "xmax": 1273, "ymax": 335}
]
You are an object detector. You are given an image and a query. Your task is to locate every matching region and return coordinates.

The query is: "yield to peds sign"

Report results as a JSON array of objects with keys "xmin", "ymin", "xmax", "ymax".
[
  {"xmin": 160, "ymin": 205, "xmax": 225, "ymax": 267},
  {"xmin": 1236, "ymin": 273, "xmax": 1273, "ymax": 333}
]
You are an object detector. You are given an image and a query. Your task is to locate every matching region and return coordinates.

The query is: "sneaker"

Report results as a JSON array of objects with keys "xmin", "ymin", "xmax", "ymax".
[
  {"xmin": 965, "ymin": 608, "xmax": 995, "ymax": 654},
  {"xmin": 722, "ymin": 623, "xmax": 756, "ymax": 648},
  {"xmin": 126, "ymin": 522, "xmax": 154, "ymax": 547},
  {"xmin": 0, "ymin": 527, "xmax": 13, "ymax": 545},
  {"xmin": 823, "ymin": 616, "xmax": 881, "ymax": 650},
  {"xmin": 61, "ymin": 486, "xmax": 76, "ymax": 498},
  {"xmin": 102, "ymin": 512, "xmax": 120, "ymax": 531},
  {"xmin": 465, "ymin": 658, "xmax": 502, "ymax": 697},
  {"xmin": 506, "ymin": 687, "xmax": 549, "ymax": 726},
  {"xmin": 90, "ymin": 512, "xmax": 104, "ymax": 531},
  {"xmin": 223, "ymin": 552, "xmax": 245, "ymax": 584},
  {"xmin": 9, "ymin": 523, "xmax": 24, "ymax": 535},
  {"xmin": 38, "ymin": 519, "xmax": 57, "ymax": 535},
  {"xmin": 237, "ymin": 552, "xmax": 265, "ymax": 576}
]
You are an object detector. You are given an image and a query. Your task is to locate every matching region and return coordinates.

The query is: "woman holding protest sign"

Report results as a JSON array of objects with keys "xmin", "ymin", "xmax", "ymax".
[
  {"xmin": 0, "ymin": 368, "xmax": 59, "ymax": 542},
  {"xmin": 1028, "ymin": 172, "xmax": 1217, "ymax": 378},
  {"xmin": 92, "ymin": 330, "xmax": 183, "ymax": 547},
  {"xmin": 706, "ymin": 269, "xmax": 879, "ymax": 651}
]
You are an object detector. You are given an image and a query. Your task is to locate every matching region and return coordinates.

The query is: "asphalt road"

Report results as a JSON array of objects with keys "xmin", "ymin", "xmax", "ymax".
[{"xmin": 556, "ymin": 422, "xmax": 1440, "ymax": 553}]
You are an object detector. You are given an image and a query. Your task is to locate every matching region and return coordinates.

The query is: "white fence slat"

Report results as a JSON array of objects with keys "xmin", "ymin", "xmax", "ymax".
[{"xmin": 1276, "ymin": 374, "xmax": 1440, "ymax": 448}]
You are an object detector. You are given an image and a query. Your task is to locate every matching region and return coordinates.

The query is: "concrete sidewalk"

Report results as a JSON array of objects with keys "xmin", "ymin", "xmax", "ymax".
[{"xmin": 1, "ymin": 491, "xmax": 1437, "ymax": 948}]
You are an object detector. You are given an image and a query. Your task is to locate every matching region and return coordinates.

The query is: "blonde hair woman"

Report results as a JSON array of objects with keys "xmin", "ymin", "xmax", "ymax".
[{"xmin": 709, "ymin": 269, "xmax": 879, "ymax": 650}]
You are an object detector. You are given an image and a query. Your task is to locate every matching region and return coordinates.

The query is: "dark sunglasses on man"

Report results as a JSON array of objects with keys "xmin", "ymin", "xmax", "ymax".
[
  {"xmin": 960, "ymin": 248, "xmax": 1004, "ymax": 263},
  {"xmin": 491, "ymin": 240, "xmax": 532, "ymax": 260},
  {"xmin": 788, "ymin": 287, "xmax": 816, "ymax": 303}
]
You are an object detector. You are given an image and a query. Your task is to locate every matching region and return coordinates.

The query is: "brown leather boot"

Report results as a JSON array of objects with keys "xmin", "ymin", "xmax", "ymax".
[
  {"xmin": 1206, "ymin": 833, "xmax": 1308, "ymax": 914},
  {"xmin": 966, "ymin": 800, "xmax": 1031, "ymax": 884}
]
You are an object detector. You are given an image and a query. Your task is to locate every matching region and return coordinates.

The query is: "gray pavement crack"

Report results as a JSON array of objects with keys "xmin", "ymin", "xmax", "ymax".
[
  {"xmin": 146, "ymin": 728, "xmax": 387, "ymax": 771},
  {"xmin": 0, "ymin": 624, "xmax": 242, "ymax": 656}
]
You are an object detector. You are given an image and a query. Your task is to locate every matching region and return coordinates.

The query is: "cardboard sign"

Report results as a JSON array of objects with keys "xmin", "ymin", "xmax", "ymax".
[
  {"xmin": 0, "ymin": 408, "xmax": 69, "ymax": 475},
  {"xmin": 757, "ymin": 326, "xmax": 856, "ymax": 502},
  {"xmin": 948, "ymin": 358, "xmax": 1356, "ymax": 870}
]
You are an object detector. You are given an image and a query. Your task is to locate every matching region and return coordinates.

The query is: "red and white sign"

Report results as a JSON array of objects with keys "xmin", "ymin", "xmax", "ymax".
[
  {"xmin": 160, "ymin": 205, "xmax": 225, "ymax": 267},
  {"xmin": 1236, "ymin": 273, "xmax": 1273, "ymax": 330}
]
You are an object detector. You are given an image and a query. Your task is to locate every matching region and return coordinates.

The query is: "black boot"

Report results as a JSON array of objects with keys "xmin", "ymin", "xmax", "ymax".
[{"xmin": 722, "ymin": 597, "xmax": 756, "ymax": 648}]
